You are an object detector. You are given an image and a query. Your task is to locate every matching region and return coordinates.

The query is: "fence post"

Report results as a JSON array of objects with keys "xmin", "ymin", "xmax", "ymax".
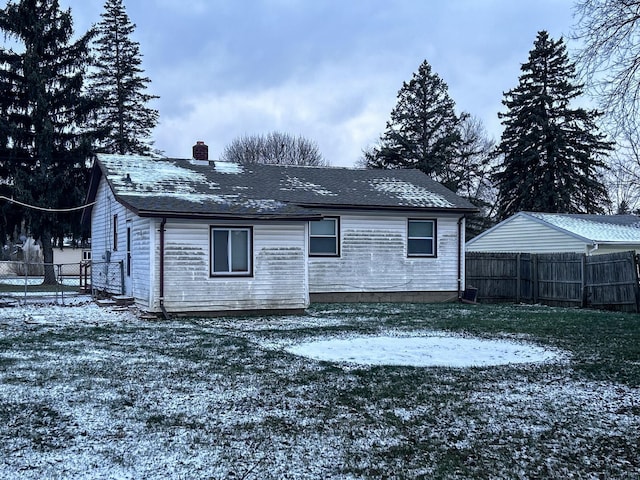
[
  {"xmin": 23, "ymin": 260, "xmax": 29, "ymax": 305},
  {"xmin": 57, "ymin": 264, "xmax": 63, "ymax": 305},
  {"xmin": 581, "ymin": 254, "xmax": 587, "ymax": 308},
  {"xmin": 516, "ymin": 252, "xmax": 521, "ymax": 304},
  {"xmin": 633, "ymin": 254, "xmax": 640, "ymax": 313},
  {"xmin": 120, "ymin": 260, "xmax": 125, "ymax": 295},
  {"xmin": 532, "ymin": 254, "xmax": 538, "ymax": 304},
  {"xmin": 91, "ymin": 261, "xmax": 96, "ymax": 296}
]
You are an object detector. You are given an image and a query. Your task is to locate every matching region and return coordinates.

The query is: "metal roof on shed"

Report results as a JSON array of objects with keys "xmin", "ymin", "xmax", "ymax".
[{"xmin": 467, "ymin": 212, "xmax": 640, "ymax": 252}]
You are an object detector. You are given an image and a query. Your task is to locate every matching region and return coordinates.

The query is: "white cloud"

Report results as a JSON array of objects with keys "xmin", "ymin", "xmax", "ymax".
[
  {"xmin": 155, "ymin": 59, "xmax": 402, "ymax": 167},
  {"xmin": 60, "ymin": 0, "xmax": 578, "ymax": 167}
]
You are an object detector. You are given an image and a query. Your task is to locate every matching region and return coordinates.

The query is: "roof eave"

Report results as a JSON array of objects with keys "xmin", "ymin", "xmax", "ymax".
[
  {"xmin": 80, "ymin": 158, "xmax": 102, "ymax": 228},
  {"xmin": 591, "ymin": 240, "xmax": 640, "ymax": 245},
  {"xmin": 292, "ymin": 202, "xmax": 479, "ymax": 214},
  {"xmin": 134, "ymin": 210, "xmax": 323, "ymax": 221}
]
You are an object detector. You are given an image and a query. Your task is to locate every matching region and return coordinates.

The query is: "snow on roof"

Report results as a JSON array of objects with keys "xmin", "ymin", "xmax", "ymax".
[
  {"xmin": 280, "ymin": 175, "xmax": 337, "ymax": 196},
  {"xmin": 97, "ymin": 154, "xmax": 295, "ymax": 216},
  {"xmin": 527, "ymin": 212, "xmax": 640, "ymax": 243},
  {"xmin": 370, "ymin": 178, "xmax": 454, "ymax": 208},
  {"xmin": 93, "ymin": 154, "xmax": 477, "ymax": 218},
  {"xmin": 214, "ymin": 161, "xmax": 244, "ymax": 174},
  {"xmin": 105, "ymin": 154, "xmax": 220, "ymax": 201}
]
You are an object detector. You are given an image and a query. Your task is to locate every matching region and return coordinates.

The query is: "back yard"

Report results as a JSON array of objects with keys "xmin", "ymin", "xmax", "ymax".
[{"xmin": 1, "ymin": 301, "xmax": 639, "ymax": 479}]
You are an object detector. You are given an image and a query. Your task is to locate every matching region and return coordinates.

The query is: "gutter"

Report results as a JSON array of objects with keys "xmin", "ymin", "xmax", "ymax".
[
  {"xmin": 292, "ymin": 203, "xmax": 479, "ymax": 214},
  {"xmin": 159, "ymin": 218, "xmax": 170, "ymax": 320}
]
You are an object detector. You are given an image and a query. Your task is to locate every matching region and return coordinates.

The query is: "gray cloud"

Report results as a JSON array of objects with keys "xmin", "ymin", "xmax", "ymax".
[{"xmin": 62, "ymin": 0, "xmax": 575, "ymax": 166}]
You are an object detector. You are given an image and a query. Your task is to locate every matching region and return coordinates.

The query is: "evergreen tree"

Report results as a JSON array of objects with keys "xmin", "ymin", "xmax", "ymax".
[
  {"xmin": 493, "ymin": 31, "xmax": 612, "ymax": 219},
  {"xmin": 365, "ymin": 60, "xmax": 463, "ymax": 190},
  {"xmin": 0, "ymin": 0, "xmax": 98, "ymax": 283},
  {"xmin": 90, "ymin": 0, "xmax": 158, "ymax": 155}
]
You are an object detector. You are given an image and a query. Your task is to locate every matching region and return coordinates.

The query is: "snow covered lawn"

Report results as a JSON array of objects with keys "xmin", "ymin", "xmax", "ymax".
[{"xmin": 1, "ymin": 301, "xmax": 639, "ymax": 479}]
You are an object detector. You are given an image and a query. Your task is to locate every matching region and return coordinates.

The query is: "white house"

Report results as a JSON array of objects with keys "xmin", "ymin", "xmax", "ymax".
[
  {"xmin": 82, "ymin": 153, "xmax": 478, "ymax": 316},
  {"xmin": 466, "ymin": 211, "xmax": 640, "ymax": 255}
]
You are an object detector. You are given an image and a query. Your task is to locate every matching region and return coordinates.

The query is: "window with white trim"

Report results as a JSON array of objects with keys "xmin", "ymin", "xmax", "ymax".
[
  {"xmin": 210, "ymin": 227, "xmax": 252, "ymax": 276},
  {"xmin": 407, "ymin": 219, "xmax": 436, "ymax": 256},
  {"xmin": 309, "ymin": 217, "xmax": 339, "ymax": 256}
]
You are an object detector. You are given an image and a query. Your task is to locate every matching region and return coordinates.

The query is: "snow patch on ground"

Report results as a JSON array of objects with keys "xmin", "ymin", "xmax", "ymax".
[
  {"xmin": 285, "ymin": 334, "xmax": 562, "ymax": 367},
  {"xmin": 0, "ymin": 298, "xmax": 138, "ymax": 325}
]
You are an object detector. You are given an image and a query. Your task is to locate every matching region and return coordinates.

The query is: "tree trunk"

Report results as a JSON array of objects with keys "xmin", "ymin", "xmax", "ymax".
[{"xmin": 41, "ymin": 233, "xmax": 57, "ymax": 285}]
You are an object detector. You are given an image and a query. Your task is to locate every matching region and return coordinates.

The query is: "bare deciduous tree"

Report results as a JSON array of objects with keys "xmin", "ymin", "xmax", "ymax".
[
  {"xmin": 573, "ymin": 0, "xmax": 640, "ymax": 133},
  {"xmin": 602, "ymin": 125, "xmax": 640, "ymax": 213},
  {"xmin": 444, "ymin": 114, "xmax": 495, "ymax": 204},
  {"xmin": 452, "ymin": 114, "xmax": 498, "ymax": 238},
  {"xmin": 221, "ymin": 132, "xmax": 328, "ymax": 166}
]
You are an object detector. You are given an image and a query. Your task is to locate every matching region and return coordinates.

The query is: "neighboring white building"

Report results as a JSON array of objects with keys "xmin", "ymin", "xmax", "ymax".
[
  {"xmin": 52, "ymin": 246, "xmax": 91, "ymax": 265},
  {"xmin": 466, "ymin": 212, "xmax": 640, "ymax": 255},
  {"xmin": 83, "ymin": 153, "xmax": 477, "ymax": 316}
]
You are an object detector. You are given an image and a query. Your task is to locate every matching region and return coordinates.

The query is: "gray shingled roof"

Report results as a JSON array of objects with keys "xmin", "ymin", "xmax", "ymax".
[{"xmin": 89, "ymin": 154, "xmax": 477, "ymax": 219}]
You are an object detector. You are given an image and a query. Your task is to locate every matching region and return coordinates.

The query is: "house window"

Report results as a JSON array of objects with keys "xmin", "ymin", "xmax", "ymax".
[
  {"xmin": 210, "ymin": 227, "xmax": 252, "ymax": 276},
  {"xmin": 113, "ymin": 214, "xmax": 118, "ymax": 251},
  {"xmin": 309, "ymin": 217, "xmax": 339, "ymax": 256},
  {"xmin": 407, "ymin": 219, "xmax": 436, "ymax": 256}
]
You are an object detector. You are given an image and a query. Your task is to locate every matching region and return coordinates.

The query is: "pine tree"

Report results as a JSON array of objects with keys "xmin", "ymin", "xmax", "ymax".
[
  {"xmin": 493, "ymin": 31, "xmax": 612, "ymax": 219},
  {"xmin": 90, "ymin": 0, "xmax": 158, "ymax": 155},
  {"xmin": 366, "ymin": 60, "xmax": 463, "ymax": 189},
  {"xmin": 0, "ymin": 0, "xmax": 98, "ymax": 283}
]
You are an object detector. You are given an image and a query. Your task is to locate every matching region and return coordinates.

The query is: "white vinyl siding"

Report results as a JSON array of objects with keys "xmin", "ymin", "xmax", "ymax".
[
  {"xmin": 466, "ymin": 215, "xmax": 589, "ymax": 253},
  {"xmin": 309, "ymin": 211, "xmax": 461, "ymax": 293},
  {"xmin": 91, "ymin": 180, "xmax": 127, "ymax": 295},
  {"xmin": 130, "ymin": 216, "xmax": 151, "ymax": 307},
  {"xmin": 91, "ymin": 178, "xmax": 151, "ymax": 306},
  {"xmin": 154, "ymin": 220, "xmax": 308, "ymax": 314}
]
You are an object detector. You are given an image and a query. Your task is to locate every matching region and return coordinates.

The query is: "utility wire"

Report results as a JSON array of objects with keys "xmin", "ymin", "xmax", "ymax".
[{"xmin": 0, "ymin": 195, "xmax": 96, "ymax": 213}]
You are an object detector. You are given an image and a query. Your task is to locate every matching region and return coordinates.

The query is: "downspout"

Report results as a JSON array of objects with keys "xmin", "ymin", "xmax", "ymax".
[
  {"xmin": 159, "ymin": 218, "xmax": 170, "ymax": 319},
  {"xmin": 457, "ymin": 215, "xmax": 464, "ymax": 300}
]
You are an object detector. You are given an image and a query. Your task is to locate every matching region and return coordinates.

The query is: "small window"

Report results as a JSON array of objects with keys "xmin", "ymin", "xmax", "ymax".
[
  {"xmin": 210, "ymin": 227, "xmax": 252, "ymax": 276},
  {"xmin": 113, "ymin": 214, "xmax": 118, "ymax": 251},
  {"xmin": 408, "ymin": 219, "xmax": 436, "ymax": 256},
  {"xmin": 309, "ymin": 218, "xmax": 339, "ymax": 256}
]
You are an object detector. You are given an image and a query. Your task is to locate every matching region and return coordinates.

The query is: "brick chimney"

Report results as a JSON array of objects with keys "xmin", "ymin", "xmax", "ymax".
[{"xmin": 192, "ymin": 141, "xmax": 208, "ymax": 161}]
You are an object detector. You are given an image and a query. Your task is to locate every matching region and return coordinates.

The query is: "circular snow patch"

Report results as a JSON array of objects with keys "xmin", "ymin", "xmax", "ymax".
[{"xmin": 286, "ymin": 335, "xmax": 561, "ymax": 367}]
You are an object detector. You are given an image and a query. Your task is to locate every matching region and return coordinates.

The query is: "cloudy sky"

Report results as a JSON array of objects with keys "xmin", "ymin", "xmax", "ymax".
[{"xmin": 62, "ymin": 0, "xmax": 576, "ymax": 167}]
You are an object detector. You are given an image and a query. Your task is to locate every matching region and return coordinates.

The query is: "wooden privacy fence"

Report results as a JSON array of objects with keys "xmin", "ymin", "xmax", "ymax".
[{"xmin": 466, "ymin": 251, "xmax": 640, "ymax": 312}]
